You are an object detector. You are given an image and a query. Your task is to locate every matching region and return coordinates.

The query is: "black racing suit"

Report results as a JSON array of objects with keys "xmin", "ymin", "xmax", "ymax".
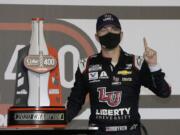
[{"xmin": 67, "ymin": 48, "xmax": 171, "ymax": 135}]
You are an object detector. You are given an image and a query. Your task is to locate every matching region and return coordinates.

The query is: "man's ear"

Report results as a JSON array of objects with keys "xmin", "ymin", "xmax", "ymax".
[{"xmin": 95, "ymin": 33, "xmax": 99, "ymax": 42}]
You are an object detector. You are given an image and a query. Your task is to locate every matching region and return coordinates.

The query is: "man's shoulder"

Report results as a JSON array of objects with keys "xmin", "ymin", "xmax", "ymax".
[
  {"xmin": 78, "ymin": 53, "xmax": 99, "ymax": 73},
  {"xmin": 124, "ymin": 51, "xmax": 144, "ymax": 70},
  {"xmin": 124, "ymin": 51, "xmax": 134, "ymax": 58},
  {"xmin": 79, "ymin": 53, "xmax": 98, "ymax": 63},
  {"xmin": 133, "ymin": 55, "xmax": 144, "ymax": 70}
]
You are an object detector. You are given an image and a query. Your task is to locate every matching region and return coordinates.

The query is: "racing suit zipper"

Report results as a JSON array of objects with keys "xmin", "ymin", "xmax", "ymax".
[{"xmin": 109, "ymin": 64, "xmax": 114, "ymax": 88}]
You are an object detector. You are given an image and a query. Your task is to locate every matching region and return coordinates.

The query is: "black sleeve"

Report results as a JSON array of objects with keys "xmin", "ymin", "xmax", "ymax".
[
  {"xmin": 140, "ymin": 61, "xmax": 171, "ymax": 98},
  {"xmin": 66, "ymin": 67, "xmax": 88, "ymax": 122}
]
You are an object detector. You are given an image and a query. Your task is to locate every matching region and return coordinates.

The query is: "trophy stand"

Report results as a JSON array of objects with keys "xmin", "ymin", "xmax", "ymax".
[{"xmin": 8, "ymin": 18, "xmax": 66, "ymax": 128}]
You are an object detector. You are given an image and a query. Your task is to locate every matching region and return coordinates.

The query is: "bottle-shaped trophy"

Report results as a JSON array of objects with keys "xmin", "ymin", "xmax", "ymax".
[{"xmin": 8, "ymin": 18, "xmax": 66, "ymax": 128}]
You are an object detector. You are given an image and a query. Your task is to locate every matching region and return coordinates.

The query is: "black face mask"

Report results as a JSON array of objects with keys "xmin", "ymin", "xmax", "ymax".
[{"xmin": 98, "ymin": 33, "xmax": 120, "ymax": 50}]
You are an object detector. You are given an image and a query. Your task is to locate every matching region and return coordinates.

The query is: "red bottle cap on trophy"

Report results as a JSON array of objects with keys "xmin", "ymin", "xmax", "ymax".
[{"xmin": 32, "ymin": 18, "xmax": 45, "ymax": 21}]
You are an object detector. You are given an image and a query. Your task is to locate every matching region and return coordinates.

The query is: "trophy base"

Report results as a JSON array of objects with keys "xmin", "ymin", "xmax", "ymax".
[{"xmin": 7, "ymin": 106, "xmax": 67, "ymax": 128}]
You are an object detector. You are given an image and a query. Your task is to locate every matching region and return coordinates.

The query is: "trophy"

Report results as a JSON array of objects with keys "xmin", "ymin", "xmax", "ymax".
[{"xmin": 7, "ymin": 18, "xmax": 66, "ymax": 128}]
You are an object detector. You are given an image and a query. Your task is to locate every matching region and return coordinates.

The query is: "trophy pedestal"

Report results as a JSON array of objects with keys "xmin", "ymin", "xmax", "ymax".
[{"xmin": 8, "ymin": 106, "xmax": 66, "ymax": 128}]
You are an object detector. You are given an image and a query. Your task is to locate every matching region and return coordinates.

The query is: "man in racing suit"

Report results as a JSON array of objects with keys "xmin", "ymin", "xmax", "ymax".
[{"xmin": 67, "ymin": 13, "xmax": 171, "ymax": 135}]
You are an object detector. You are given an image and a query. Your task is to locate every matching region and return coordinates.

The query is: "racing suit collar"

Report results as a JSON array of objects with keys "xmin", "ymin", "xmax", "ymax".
[{"xmin": 98, "ymin": 47, "xmax": 126, "ymax": 68}]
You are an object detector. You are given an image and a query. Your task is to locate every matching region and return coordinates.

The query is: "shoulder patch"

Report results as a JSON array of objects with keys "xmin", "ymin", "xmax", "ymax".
[
  {"xmin": 78, "ymin": 57, "xmax": 88, "ymax": 73},
  {"xmin": 134, "ymin": 55, "xmax": 144, "ymax": 70}
]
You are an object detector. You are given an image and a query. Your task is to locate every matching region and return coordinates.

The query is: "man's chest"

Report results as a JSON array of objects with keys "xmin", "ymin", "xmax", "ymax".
[{"xmin": 86, "ymin": 63, "xmax": 141, "ymax": 92}]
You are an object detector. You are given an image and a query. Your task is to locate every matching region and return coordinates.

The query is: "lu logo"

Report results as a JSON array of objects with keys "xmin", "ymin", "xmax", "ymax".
[{"xmin": 97, "ymin": 87, "xmax": 122, "ymax": 107}]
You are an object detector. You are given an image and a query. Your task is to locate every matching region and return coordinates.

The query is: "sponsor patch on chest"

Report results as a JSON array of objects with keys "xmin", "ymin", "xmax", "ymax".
[
  {"xmin": 88, "ymin": 72, "xmax": 98, "ymax": 80},
  {"xmin": 122, "ymin": 77, "xmax": 132, "ymax": 82},
  {"xmin": 88, "ymin": 64, "xmax": 102, "ymax": 72},
  {"xmin": 118, "ymin": 70, "xmax": 132, "ymax": 76}
]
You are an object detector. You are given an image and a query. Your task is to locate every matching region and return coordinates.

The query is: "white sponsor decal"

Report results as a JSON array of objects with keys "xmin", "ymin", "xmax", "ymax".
[
  {"xmin": 112, "ymin": 82, "xmax": 122, "ymax": 85},
  {"xmin": 88, "ymin": 72, "xmax": 98, "ymax": 80},
  {"xmin": 16, "ymin": 89, "xmax": 28, "ymax": 95},
  {"xmin": 95, "ymin": 108, "xmax": 131, "ymax": 120},
  {"xmin": 125, "ymin": 64, "xmax": 132, "ymax": 69},
  {"xmin": 88, "ymin": 64, "xmax": 102, "ymax": 72},
  {"xmin": 130, "ymin": 124, "xmax": 138, "ymax": 131},
  {"xmin": 99, "ymin": 71, "xmax": 108, "ymax": 79},
  {"xmin": 122, "ymin": 77, "xmax": 132, "ymax": 82},
  {"xmin": 96, "ymin": 108, "xmax": 131, "ymax": 116},
  {"xmin": 103, "ymin": 14, "xmax": 114, "ymax": 22},
  {"xmin": 89, "ymin": 80, "xmax": 100, "ymax": 83},
  {"xmin": 106, "ymin": 126, "xmax": 128, "ymax": 132}
]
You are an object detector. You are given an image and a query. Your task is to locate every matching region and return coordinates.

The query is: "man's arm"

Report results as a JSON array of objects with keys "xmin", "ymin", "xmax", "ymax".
[
  {"xmin": 139, "ymin": 37, "xmax": 171, "ymax": 97},
  {"xmin": 67, "ymin": 59, "xmax": 88, "ymax": 122},
  {"xmin": 140, "ymin": 61, "xmax": 171, "ymax": 98}
]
